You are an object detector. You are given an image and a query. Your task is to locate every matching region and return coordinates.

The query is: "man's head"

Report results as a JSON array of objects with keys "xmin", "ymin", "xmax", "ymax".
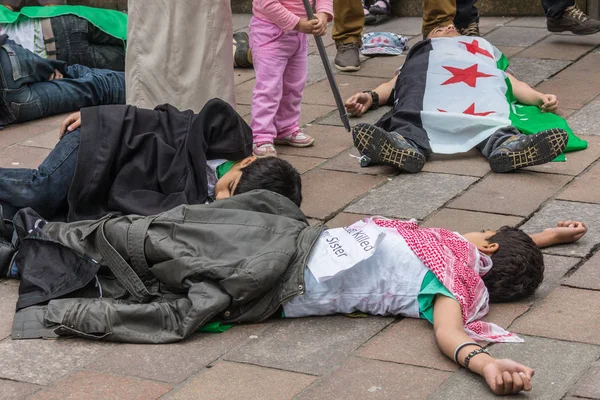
[
  {"xmin": 462, "ymin": 227, "xmax": 544, "ymax": 303},
  {"xmin": 214, "ymin": 156, "xmax": 302, "ymax": 207},
  {"xmin": 427, "ymin": 24, "xmax": 461, "ymax": 39}
]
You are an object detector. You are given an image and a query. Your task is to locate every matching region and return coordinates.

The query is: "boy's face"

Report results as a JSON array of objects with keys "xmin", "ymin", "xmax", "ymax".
[
  {"xmin": 427, "ymin": 24, "xmax": 461, "ymax": 39},
  {"xmin": 462, "ymin": 230, "xmax": 499, "ymax": 255},
  {"xmin": 214, "ymin": 156, "xmax": 257, "ymax": 201}
]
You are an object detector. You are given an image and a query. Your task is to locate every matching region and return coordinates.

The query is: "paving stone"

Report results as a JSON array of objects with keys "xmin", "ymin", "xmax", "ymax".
[
  {"xmin": 479, "ymin": 16, "xmax": 517, "ymax": 30},
  {"xmin": 19, "ymin": 129, "xmax": 60, "ymax": 150},
  {"xmin": 448, "ymin": 172, "xmax": 572, "ymax": 217},
  {"xmin": 165, "ymin": 361, "xmax": 315, "ymax": 400},
  {"xmin": 496, "ymin": 46, "xmax": 525, "ymax": 58},
  {"xmin": 223, "ymin": 316, "xmax": 393, "ymax": 376},
  {"xmin": 536, "ymin": 254, "xmax": 581, "ymax": 299},
  {"xmin": 429, "ymin": 335, "xmax": 600, "ymax": 400},
  {"xmin": 523, "ymin": 135, "xmax": 600, "ymax": 176},
  {"xmin": 570, "ymin": 361, "xmax": 600, "ymax": 399},
  {"xmin": 505, "ymin": 16, "xmax": 549, "ymax": 28},
  {"xmin": 483, "ymin": 26, "xmax": 550, "ymax": 47},
  {"xmin": 232, "ymin": 13, "xmax": 252, "ymax": 31},
  {"xmin": 0, "ymin": 145, "xmax": 50, "ymax": 169},
  {"xmin": 235, "ymin": 104, "xmax": 251, "ymax": 118},
  {"xmin": 568, "ymin": 99, "xmax": 600, "ymax": 136},
  {"xmin": 556, "ymin": 107, "xmax": 578, "ymax": 119},
  {"xmin": 347, "ymin": 173, "xmax": 477, "ymax": 220},
  {"xmin": 307, "ymin": 33, "xmax": 335, "ymax": 56},
  {"xmin": 350, "ymin": 55, "xmax": 406, "ymax": 79},
  {"xmin": 0, "ymin": 280, "xmax": 19, "ymax": 340},
  {"xmin": 564, "ymin": 251, "xmax": 600, "ymax": 290},
  {"xmin": 535, "ymin": 53, "xmax": 600, "ymax": 109},
  {"xmin": 29, "ymin": 114, "xmax": 69, "ymax": 130},
  {"xmin": 518, "ymin": 33, "xmax": 600, "ymax": 61},
  {"xmin": 556, "ymin": 162, "xmax": 600, "ymax": 203},
  {"xmin": 0, "ymin": 122, "xmax": 50, "ymax": 149},
  {"xmin": 364, "ymin": 17, "xmax": 423, "ymax": 36},
  {"xmin": 420, "ymin": 149, "xmax": 491, "ymax": 177},
  {"xmin": 87, "ymin": 325, "xmax": 266, "ymax": 384},
  {"xmin": 484, "ymin": 302, "xmax": 531, "ymax": 330},
  {"xmin": 325, "ymin": 212, "xmax": 372, "ymax": 229},
  {"xmin": 320, "ymin": 147, "xmax": 399, "ymax": 176},
  {"xmin": 279, "ymin": 154, "xmax": 324, "ymax": 174},
  {"xmin": 511, "ymin": 287, "xmax": 600, "ymax": 344},
  {"xmin": 316, "ymin": 105, "xmax": 391, "ymax": 128},
  {"xmin": 0, "ymin": 379, "xmax": 42, "ymax": 399},
  {"xmin": 233, "ymin": 68, "xmax": 255, "ymax": 86},
  {"xmin": 306, "ymin": 52, "xmax": 339, "ymax": 86},
  {"xmin": 276, "ymin": 124, "xmax": 353, "ymax": 159},
  {"xmin": 301, "ymin": 169, "xmax": 387, "ymax": 220},
  {"xmin": 302, "ymin": 76, "xmax": 387, "ymax": 107},
  {"xmin": 32, "ymin": 370, "xmax": 171, "ymax": 400},
  {"xmin": 299, "ymin": 104, "xmax": 337, "ymax": 127},
  {"xmin": 520, "ymin": 200, "xmax": 600, "ymax": 257},
  {"xmin": 234, "ymin": 78, "xmax": 255, "ymax": 105},
  {"xmin": 297, "ymin": 356, "xmax": 451, "ymax": 400},
  {"xmin": 359, "ymin": 318, "xmax": 457, "ymax": 372},
  {"xmin": 0, "ymin": 339, "xmax": 114, "ymax": 385},
  {"xmin": 506, "ymin": 57, "xmax": 571, "ymax": 87},
  {"xmin": 422, "ymin": 209, "xmax": 523, "ymax": 232}
]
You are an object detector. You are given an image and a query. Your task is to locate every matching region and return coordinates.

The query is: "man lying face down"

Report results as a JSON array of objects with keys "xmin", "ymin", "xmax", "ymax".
[
  {"xmin": 0, "ymin": 98, "xmax": 302, "ymax": 221},
  {"xmin": 2, "ymin": 189, "xmax": 587, "ymax": 396}
]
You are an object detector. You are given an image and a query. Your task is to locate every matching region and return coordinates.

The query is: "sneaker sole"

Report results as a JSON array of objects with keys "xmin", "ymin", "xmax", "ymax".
[
  {"xmin": 547, "ymin": 25, "xmax": 600, "ymax": 35},
  {"xmin": 253, "ymin": 151, "xmax": 278, "ymax": 158},
  {"xmin": 334, "ymin": 63, "xmax": 361, "ymax": 72},
  {"xmin": 488, "ymin": 128, "xmax": 568, "ymax": 173},
  {"xmin": 352, "ymin": 123, "xmax": 425, "ymax": 173}
]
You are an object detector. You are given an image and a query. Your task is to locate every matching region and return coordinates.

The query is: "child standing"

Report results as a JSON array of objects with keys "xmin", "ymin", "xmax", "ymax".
[{"xmin": 250, "ymin": 0, "xmax": 333, "ymax": 157}]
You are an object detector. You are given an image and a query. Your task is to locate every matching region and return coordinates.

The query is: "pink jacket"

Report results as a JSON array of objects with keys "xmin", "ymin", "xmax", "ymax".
[{"xmin": 253, "ymin": 0, "xmax": 334, "ymax": 32}]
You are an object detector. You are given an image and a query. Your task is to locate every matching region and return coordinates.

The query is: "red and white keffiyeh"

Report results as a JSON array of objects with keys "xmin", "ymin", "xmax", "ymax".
[{"xmin": 371, "ymin": 217, "xmax": 523, "ymax": 343}]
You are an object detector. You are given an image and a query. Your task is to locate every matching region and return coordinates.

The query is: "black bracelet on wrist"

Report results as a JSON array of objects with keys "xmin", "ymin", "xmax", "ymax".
[
  {"xmin": 464, "ymin": 348, "xmax": 490, "ymax": 370},
  {"xmin": 363, "ymin": 90, "xmax": 379, "ymax": 110},
  {"xmin": 453, "ymin": 342, "xmax": 481, "ymax": 365}
]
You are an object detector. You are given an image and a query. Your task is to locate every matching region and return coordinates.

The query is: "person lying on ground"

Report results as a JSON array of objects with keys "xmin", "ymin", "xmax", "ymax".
[
  {"xmin": 0, "ymin": 35, "xmax": 124, "ymax": 126},
  {"xmin": 1, "ymin": 189, "xmax": 586, "ymax": 396},
  {"xmin": 0, "ymin": 3, "xmax": 126, "ymax": 70},
  {"xmin": 0, "ymin": 98, "xmax": 302, "ymax": 221},
  {"xmin": 344, "ymin": 24, "xmax": 587, "ymax": 174}
]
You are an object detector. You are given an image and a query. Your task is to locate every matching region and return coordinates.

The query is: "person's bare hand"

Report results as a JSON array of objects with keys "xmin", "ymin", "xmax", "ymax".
[
  {"xmin": 295, "ymin": 18, "xmax": 317, "ymax": 34},
  {"xmin": 482, "ymin": 359, "xmax": 534, "ymax": 395},
  {"xmin": 545, "ymin": 220, "xmax": 587, "ymax": 244},
  {"xmin": 539, "ymin": 93, "xmax": 558, "ymax": 113},
  {"xmin": 59, "ymin": 111, "xmax": 81, "ymax": 138},
  {"xmin": 311, "ymin": 12, "xmax": 329, "ymax": 36},
  {"xmin": 49, "ymin": 69, "xmax": 63, "ymax": 80},
  {"xmin": 345, "ymin": 92, "xmax": 372, "ymax": 117}
]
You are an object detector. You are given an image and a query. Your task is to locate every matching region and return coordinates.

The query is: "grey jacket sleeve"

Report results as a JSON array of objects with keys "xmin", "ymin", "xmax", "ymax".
[{"xmin": 44, "ymin": 280, "xmax": 230, "ymax": 343}]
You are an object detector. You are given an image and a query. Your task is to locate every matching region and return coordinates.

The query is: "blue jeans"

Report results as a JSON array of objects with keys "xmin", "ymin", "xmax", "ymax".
[
  {"xmin": 0, "ymin": 129, "xmax": 80, "ymax": 219},
  {"xmin": 0, "ymin": 38, "xmax": 125, "ymax": 125}
]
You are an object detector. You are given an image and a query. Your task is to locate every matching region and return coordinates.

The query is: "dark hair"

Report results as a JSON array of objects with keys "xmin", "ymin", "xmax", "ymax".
[
  {"xmin": 482, "ymin": 226, "xmax": 544, "ymax": 303},
  {"xmin": 234, "ymin": 157, "xmax": 302, "ymax": 207}
]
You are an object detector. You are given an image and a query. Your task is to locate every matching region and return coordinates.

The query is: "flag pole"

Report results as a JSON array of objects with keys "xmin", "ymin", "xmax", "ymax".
[{"xmin": 301, "ymin": 0, "xmax": 352, "ymax": 132}]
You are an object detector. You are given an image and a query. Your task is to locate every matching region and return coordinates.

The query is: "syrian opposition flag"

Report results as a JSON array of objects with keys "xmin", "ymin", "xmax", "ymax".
[{"xmin": 392, "ymin": 36, "xmax": 587, "ymax": 159}]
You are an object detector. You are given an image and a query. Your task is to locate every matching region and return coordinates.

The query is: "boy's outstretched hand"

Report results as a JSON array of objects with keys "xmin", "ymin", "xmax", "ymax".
[
  {"xmin": 482, "ymin": 359, "xmax": 534, "ymax": 395},
  {"xmin": 545, "ymin": 220, "xmax": 587, "ymax": 244},
  {"xmin": 345, "ymin": 92, "xmax": 372, "ymax": 116},
  {"xmin": 59, "ymin": 111, "xmax": 81, "ymax": 138}
]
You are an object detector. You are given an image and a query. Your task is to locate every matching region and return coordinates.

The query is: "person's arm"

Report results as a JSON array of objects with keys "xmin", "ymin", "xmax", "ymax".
[
  {"xmin": 59, "ymin": 111, "xmax": 82, "ymax": 138},
  {"xmin": 253, "ymin": 0, "xmax": 302, "ymax": 32},
  {"xmin": 344, "ymin": 75, "xmax": 398, "ymax": 117},
  {"xmin": 529, "ymin": 220, "xmax": 587, "ymax": 248},
  {"xmin": 506, "ymin": 72, "xmax": 558, "ymax": 113},
  {"xmin": 433, "ymin": 295, "xmax": 534, "ymax": 395}
]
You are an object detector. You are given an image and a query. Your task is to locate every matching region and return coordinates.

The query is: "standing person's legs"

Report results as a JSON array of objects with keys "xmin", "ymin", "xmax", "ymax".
[
  {"xmin": 455, "ymin": 0, "xmax": 479, "ymax": 35},
  {"xmin": 333, "ymin": 0, "xmax": 364, "ymax": 71},
  {"xmin": 0, "ymin": 129, "xmax": 81, "ymax": 219},
  {"xmin": 273, "ymin": 33, "xmax": 314, "ymax": 147},
  {"xmin": 422, "ymin": 0, "xmax": 456, "ymax": 38},
  {"xmin": 249, "ymin": 18, "xmax": 292, "ymax": 157},
  {"xmin": 126, "ymin": 0, "xmax": 235, "ymax": 112},
  {"xmin": 544, "ymin": 0, "xmax": 600, "ymax": 34}
]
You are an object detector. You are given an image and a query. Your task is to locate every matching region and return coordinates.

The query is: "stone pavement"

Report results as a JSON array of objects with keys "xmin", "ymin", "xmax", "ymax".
[{"xmin": 1, "ymin": 14, "xmax": 600, "ymax": 400}]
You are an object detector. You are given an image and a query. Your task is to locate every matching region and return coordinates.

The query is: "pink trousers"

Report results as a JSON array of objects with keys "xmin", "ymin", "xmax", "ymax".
[{"xmin": 250, "ymin": 17, "xmax": 308, "ymax": 144}]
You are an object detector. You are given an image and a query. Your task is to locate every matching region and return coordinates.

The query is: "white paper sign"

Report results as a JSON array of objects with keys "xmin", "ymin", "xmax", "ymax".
[{"xmin": 307, "ymin": 222, "xmax": 385, "ymax": 282}]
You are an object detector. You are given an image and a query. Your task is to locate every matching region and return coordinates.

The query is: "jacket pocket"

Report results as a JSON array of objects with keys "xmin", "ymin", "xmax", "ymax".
[
  {"xmin": 2, "ymin": 44, "xmax": 35, "ymax": 81},
  {"xmin": 9, "ymin": 99, "xmax": 43, "ymax": 123}
]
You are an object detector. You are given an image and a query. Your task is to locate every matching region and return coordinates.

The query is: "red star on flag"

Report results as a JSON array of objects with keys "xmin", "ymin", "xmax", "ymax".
[
  {"xmin": 441, "ymin": 64, "xmax": 494, "ymax": 87},
  {"xmin": 437, "ymin": 103, "xmax": 495, "ymax": 116},
  {"xmin": 459, "ymin": 39, "xmax": 494, "ymax": 59}
]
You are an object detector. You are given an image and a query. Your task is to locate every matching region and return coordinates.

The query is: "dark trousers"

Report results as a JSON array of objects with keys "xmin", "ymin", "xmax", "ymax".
[
  {"xmin": 542, "ymin": 0, "xmax": 576, "ymax": 18},
  {"xmin": 51, "ymin": 15, "xmax": 125, "ymax": 71}
]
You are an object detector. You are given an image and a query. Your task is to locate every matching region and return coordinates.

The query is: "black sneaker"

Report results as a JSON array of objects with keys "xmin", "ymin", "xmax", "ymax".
[
  {"xmin": 547, "ymin": 5, "xmax": 600, "ymax": 35},
  {"xmin": 352, "ymin": 123, "xmax": 426, "ymax": 173},
  {"xmin": 233, "ymin": 32, "xmax": 253, "ymax": 68},
  {"xmin": 458, "ymin": 20, "xmax": 480, "ymax": 36},
  {"xmin": 488, "ymin": 128, "xmax": 568, "ymax": 173}
]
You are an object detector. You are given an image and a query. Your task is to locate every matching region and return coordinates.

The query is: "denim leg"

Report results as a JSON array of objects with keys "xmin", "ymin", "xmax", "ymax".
[
  {"xmin": 542, "ymin": 0, "xmax": 575, "ymax": 17},
  {"xmin": 476, "ymin": 126, "xmax": 522, "ymax": 159},
  {"xmin": 0, "ymin": 129, "xmax": 81, "ymax": 220}
]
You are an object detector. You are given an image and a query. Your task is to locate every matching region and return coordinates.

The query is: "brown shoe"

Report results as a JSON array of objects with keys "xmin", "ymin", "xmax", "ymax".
[
  {"xmin": 334, "ymin": 42, "xmax": 361, "ymax": 72},
  {"xmin": 547, "ymin": 5, "xmax": 600, "ymax": 35},
  {"xmin": 457, "ymin": 20, "xmax": 480, "ymax": 36}
]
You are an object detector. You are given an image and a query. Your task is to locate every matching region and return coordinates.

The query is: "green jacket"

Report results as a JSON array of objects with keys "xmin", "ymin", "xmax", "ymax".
[{"xmin": 12, "ymin": 190, "xmax": 322, "ymax": 343}]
